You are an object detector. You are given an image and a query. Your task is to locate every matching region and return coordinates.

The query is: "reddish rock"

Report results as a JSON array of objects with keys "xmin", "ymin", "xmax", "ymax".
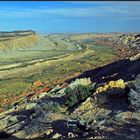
[
  {"xmin": 33, "ymin": 81, "xmax": 44, "ymax": 87},
  {"xmin": 41, "ymin": 87, "xmax": 51, "ymax": 92},
  {"xmin": 60, "ymin": 82, "xmax": 69, "ymax": 88},
  {"xmin": 0, "ymin": 108, "xmax": 3, "ymax": 113}
]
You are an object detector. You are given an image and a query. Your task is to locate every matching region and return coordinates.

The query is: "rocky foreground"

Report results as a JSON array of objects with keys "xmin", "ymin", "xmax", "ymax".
[{"xmin": 0, "ymin": 53, "xmax": 140, "ymax": 139}]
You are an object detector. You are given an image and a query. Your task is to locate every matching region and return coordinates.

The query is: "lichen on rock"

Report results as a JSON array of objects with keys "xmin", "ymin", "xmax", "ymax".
[{"xmin": 96, "ymin": 79, "xmax": 127, "ymax": 94}]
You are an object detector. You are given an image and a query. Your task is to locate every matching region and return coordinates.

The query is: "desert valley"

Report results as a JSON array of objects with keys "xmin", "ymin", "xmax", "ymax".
[{"xmin": 0, "ymin": 30, "xmax": 139, "ymax": 139}]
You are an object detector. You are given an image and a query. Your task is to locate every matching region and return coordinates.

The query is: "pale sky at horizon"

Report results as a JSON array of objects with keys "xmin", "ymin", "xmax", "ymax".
[{"xmin": 0, "ymin": 1, "xmax": 140, "ymax": 33}]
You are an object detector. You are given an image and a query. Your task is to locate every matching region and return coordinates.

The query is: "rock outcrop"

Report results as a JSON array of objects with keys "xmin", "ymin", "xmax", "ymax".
[
  {"xmin": 0, "ymin": 75, "xmax": 140, "ymax": 139},
  {"xmin": 95, "ymin": 33, "xmax": 140, "ymax": 59}
]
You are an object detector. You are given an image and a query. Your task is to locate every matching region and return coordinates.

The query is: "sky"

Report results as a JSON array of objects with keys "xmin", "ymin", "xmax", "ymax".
[{"xmin": 0, "ymin": 1, "xmax": 140, "ymax": 33}]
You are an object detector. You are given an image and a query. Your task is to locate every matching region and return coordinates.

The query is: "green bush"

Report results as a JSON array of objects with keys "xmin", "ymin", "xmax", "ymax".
[
  {"xmin": 65, "ymin": 87, "xmax": 78, "ymax": 107},
  {"xmin": 128, "ymin": 75, "xmax": 140, "ymax": 111},
  {"xmin": 42, "ymin": 101, "xmax": 61, "ymax": 113},
  {"xmin": 65, "ymin": 84, "xmax": 93, "ymax": 107}
]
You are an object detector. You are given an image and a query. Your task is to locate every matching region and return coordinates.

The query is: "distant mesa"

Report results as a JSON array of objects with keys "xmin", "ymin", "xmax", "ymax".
[
  {"xmin": 0, "ymin": 30, "xmax": 41, "ymax": 52},
  {"xmin": 0, "ymin": 30, "xmax": 36, "ymax": 37}
]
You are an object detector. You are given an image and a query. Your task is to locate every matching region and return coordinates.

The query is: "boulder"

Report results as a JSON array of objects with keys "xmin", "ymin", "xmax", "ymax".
[
  {"xmin": 37, "ymin": 92, "xmax": 49, "ymax": 99},
  {"xmin": 68, "ymin": 132, "xmax": 75, "ymax": 138},
  {"xmin": 25, "ymin": 103, "xmax": 36, "ymax": 110},
  {"xmin": 52, "ymin": 133, "xmax": 62, "ymax": 139},
  {"xmin": 49, "ymin": 85, "xmax": 61, "ymax": 93},
  {"xmin": 74, "ymin": 97, "xmax": 94, "ymax": 114},
  {"xmin": 130, "ymin": 53, "xmax": 140, "ymax": 61},
  {"xmin": 45, "ymin": 129, "xmax": 53, "ymax": 135},
  {"xmin": 114, "ymin": 111, "xmax": 133, "ymax": 121}
]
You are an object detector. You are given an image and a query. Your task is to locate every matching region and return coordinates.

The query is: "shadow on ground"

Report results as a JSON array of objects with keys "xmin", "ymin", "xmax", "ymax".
[
  {"xmin": 1, "ymin": 117, "xmax": 140, "ymax": 139},
  {"xmin": 67, "ymin": 58, "xmax": 140, "ymax": 84}
]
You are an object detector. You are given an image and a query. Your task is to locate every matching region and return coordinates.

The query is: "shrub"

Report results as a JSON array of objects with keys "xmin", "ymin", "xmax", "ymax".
[
  {"xmin": 68, "ymin": 78, "xmax": 92, "ymax": 90},
  {"xmin": 42, "ymin": 101, "xmax": 61, "ymax": 113},
  {"xmin": 65, "ymin": 84, "xmax": 93, "ymax": 107},
  {"xmin": 128, "ymin": 75, "xmax": 140, "ymax": 111},
  {"xmin": 34, "ymin": 101, "xmax": 61, "ymax": 119},
  {"xmin": 65, "ymin": 87, "xmax": 78, "ymax": 107}
]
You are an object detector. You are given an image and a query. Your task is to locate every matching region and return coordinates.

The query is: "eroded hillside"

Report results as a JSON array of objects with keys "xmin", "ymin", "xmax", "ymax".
[{"xmin": 0, "ymin": 30, "xmax": 40, "ymax": 51}]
